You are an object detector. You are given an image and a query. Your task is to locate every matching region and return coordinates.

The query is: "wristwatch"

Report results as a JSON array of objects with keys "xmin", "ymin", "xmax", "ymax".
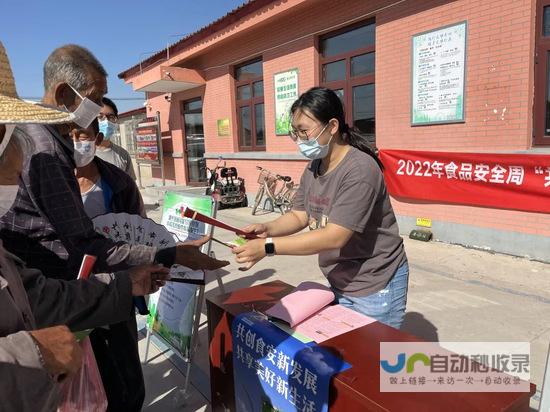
[{"xmin": 264, "ymin": 237, "xmax": 276, "ymax": 256}]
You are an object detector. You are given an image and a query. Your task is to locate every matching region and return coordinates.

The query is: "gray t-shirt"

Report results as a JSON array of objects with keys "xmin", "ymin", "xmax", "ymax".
[
  {"xmin": 293, "ymin": 146, "xmax": 406, "ymax": 297},
  {"xmin": 96, "ymin": 143, "xmax": 136, "ymax": 180}
]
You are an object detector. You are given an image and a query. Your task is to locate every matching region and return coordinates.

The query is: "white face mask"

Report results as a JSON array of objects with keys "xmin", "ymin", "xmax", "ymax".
[
  {"xmin": 296, "ymin": 123, "xmax": 333, "ymax": 160},
  {"xmin": 73, "ymin": 140, "xmax": 96, "ymax": 167},
  {"xmin": 67, "ymin": 85, "xmax": 102, "ymax": 129}
]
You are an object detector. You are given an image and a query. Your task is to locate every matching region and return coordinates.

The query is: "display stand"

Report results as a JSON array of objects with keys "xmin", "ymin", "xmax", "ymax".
[{"xmin": 143, "ymin": 193, "xmax": 225, "ymax": 402}]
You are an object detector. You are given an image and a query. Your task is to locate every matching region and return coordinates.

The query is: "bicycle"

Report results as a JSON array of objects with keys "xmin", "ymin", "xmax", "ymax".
[{"xmin": 252, "ymin": 166, "xmax": 299, "ymax": 215}]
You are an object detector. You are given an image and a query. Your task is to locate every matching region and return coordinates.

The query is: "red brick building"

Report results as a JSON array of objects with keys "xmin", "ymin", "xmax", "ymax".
[{"xmin": 119, "ymin": 0, "xmax": 550, "ymax": 262}]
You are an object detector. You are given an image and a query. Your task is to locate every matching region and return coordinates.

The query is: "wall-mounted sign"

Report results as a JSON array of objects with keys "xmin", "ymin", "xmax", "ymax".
[
  {"xmin": 135, "ymin": 118, "xmax": 161, "ymax": 164},
  {"xmin": 217, "ymin": 118, "xmax": 230, "ymax": 136},
  {"xmin": 412, "ymin": 21, "xmax": 467, "ymax": 125},
  {"xmin": 274, "ymin": 69, "xmax": 299, "ymax": 135}
]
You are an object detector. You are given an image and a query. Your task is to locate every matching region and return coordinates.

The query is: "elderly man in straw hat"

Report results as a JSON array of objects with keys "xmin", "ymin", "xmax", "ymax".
[
  {"xmin": 0, "ymin": 41, "xmax": 173, "ymax": 412},
  {"xmin": 0, "ymin": 43, "xmax": 228, "ymax": 411}
]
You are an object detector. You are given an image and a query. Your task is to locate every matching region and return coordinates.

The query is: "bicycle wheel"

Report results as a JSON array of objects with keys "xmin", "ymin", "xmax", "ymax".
[
  {"xmin": 262, "ymin": 178, "xmax": 280, "ymax": 213},
  {"xmin": 252, "ymin": 185, "xmax": 265, "ymax": 215}
]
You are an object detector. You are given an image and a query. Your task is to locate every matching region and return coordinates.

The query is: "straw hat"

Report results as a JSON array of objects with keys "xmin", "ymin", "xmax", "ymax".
[{"xmin": 0, "ymin": 41, "xmax": 74, "ymax": 124}]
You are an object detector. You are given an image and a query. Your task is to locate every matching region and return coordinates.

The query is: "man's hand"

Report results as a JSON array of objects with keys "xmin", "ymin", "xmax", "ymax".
[
  {"xmin": 240, "ymin": 224, "xmax": 268, "ymax": 239},
  {"xmin": 29, "ymin": 325, "xmax": 82, "ymax": 382},
  {"xmin": 175, "ymin": 235, "xmax": 230, "ymax": 270},
  {"xmin": 182, "ymin": 235, "xmax": 211, "ymax": 248},
  {"xmin": 128, "ymin": 264, "xmax": 170, "ymax": 295}
]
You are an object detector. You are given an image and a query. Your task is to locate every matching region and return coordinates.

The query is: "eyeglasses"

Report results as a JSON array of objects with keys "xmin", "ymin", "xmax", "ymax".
[
  {"xmin": 288, "ymin": 123, "xmax": 328, "ymax": 143},
  {"xmin": 97, "ymin": 113, "xmax": 118, "ymax": 123}
]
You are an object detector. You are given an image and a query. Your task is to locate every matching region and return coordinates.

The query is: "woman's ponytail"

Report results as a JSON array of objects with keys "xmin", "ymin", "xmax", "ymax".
[{"xmin": 341, "ymin": 123, "xmax": 383, "ymax": 170}]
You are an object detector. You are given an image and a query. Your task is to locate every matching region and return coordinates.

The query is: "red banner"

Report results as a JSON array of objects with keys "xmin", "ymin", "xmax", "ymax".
[{"xmin": 378, "ymin": 149, "xmax": 550, "ymax": 214}]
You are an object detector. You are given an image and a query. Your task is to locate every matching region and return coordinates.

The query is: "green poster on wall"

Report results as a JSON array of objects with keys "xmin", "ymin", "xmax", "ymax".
[
  {"xmin": 146, "ymin": 192, "xmax": 213, "ymax": 359},
  {"xmin": 274, "ymin": 69, "xmax": 299, "ymax": 135},
  {"xmin": 411, "ymin": 21, "xmax": 467, "ymax": 125}
]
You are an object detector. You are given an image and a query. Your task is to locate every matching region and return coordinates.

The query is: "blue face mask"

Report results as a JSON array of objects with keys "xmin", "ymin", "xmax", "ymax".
[
  {"xmin": 297, "ymin": 124, "xmax": 333, "ymax": 160},
  {"xmin": 99, "ymin": 119, "xmax": 117, "ymax": 140}
]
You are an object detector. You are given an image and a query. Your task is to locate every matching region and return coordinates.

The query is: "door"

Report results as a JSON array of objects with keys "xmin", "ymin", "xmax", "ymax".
[
  {"xmin": 183, "ymin": 98, "xmax": 207, "ymax": 184},
  {"xmin": 535, "ymin": 0, "xmax": 550, "ymax": 145}
]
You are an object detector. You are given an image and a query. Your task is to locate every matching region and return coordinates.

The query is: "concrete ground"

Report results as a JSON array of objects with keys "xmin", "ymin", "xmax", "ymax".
[{"xmin": 138, "ymin": 192, "xmax": 550, "ymax": 411}]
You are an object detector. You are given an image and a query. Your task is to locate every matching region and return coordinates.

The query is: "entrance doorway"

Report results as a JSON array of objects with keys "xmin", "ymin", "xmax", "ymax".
[{"xmin": 183, "ymin": 98, "xmax": 206, "ymax": 184}]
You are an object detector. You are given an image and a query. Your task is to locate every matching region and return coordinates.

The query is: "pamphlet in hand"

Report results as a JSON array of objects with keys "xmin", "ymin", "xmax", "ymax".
[
  {"xmin": 75, "ymin": 254, "xmax": 97, "ymax": 340},
  {"xmin": 167, "ymin": 265, "xmax": 205, "ymax": 285},
  {"xmin": 265, "ymin": 281, "xmax": 376, "ymax": 343},
  {"xmin": 211, "ymin": 236, "xmax": 247, "ymax": 248},
  {"xmin": 77, "ymin": 254, "xmax": 97, "ymax": 280}
]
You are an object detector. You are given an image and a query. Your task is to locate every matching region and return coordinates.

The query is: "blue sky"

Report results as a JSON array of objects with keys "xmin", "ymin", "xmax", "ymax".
[{"xmin": 0, "ymin": 0, "xmax": 245, "ymax": 112}]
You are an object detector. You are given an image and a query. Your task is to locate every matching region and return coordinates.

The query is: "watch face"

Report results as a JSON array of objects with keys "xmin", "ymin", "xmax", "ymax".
[{"xmin": 265, "ymin": 242, "xmax": 275, "ymax": 255}]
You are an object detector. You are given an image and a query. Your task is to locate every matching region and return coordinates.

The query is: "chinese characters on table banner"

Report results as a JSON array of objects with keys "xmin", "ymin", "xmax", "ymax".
[
  {"xmin": 232, "ymin": 312, "xmax": 350, "ymax": 412},
  {"xmin": 380, "ymin": 342, "xmax": 530, "ymax": 392},
  {"xmin": 379, "ymin": 150, "xmax": 550, "ymax": 214}
]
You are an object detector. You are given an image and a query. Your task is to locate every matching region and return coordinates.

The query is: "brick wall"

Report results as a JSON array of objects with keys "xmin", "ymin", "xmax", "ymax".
[
  {"xmin": 204, "ymin": 68, "xmax": 236, "ymax": 154},
  {"xmin": 141, "ymin": 0, "xmax": 548, "ymax": 240},
  {"xmin": 376, "ymin": 0, "xmax": 535, "ymax": 151},
  {"xmin": 373, "ymin": 0, "xmax": 550, "ymax": 237}
]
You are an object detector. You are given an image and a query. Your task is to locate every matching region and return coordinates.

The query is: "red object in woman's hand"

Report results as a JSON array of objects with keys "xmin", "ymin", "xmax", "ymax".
[{"xmin": 181, "ymin": 207, "xmax": 258, "ymax": 239}]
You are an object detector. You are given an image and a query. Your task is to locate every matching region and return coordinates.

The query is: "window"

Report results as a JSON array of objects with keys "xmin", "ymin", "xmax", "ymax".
[
  {"xmin": 320, "ymin": 20, "xmax": 376, "ymax": 145},
  {"xmin": 235, "ymin": 59, "xmax": 265, "ymax": 150},
  {"xmin": 535, "ymin": 0, "xmax": 550, "ymax": 145}
]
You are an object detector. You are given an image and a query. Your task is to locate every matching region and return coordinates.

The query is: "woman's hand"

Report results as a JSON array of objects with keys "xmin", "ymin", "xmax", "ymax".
[
  {"xmin": 232, "ymin": 238, "xmax": 266, "ymax": 271},
  {"xmin": 240, "ymin": 224, "xmax": 268, "ymax": 239}
]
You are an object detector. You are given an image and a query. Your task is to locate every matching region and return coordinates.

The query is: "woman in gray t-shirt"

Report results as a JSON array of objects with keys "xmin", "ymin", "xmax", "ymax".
[{"xmin": 233, "ymin": 87, "xmax": 409, "ymax": 329}]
